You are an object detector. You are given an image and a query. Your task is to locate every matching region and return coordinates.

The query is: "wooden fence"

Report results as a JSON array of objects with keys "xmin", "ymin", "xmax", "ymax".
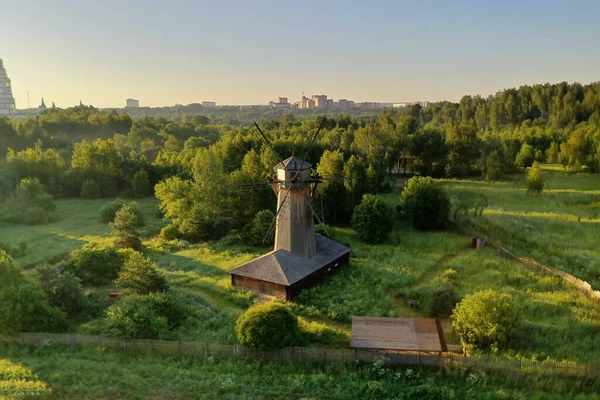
[{"xmin": 5, "ymin": 333, "xmax": 598, "ymax": 378}]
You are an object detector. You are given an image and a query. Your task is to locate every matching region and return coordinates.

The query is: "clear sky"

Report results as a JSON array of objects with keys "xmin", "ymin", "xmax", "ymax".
[{"xmin": 2, "ymin": 0, "xmax": 599, "ymax": 108}]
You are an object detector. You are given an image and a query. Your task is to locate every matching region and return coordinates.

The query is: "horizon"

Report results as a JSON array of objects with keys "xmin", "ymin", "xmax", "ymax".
[{"xmin": 3, "ymin": 0, "xmax": 600, "ymax": 108}]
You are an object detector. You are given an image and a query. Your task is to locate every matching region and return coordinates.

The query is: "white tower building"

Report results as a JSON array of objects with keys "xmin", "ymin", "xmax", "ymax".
[{"xmin": 0, "ymin": 59, "xmax": 16, "ymax": 115}]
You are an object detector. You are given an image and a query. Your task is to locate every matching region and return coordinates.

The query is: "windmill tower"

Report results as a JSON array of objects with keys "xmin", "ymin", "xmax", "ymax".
[{"xmin": 228, "ymin": 121, "xmax": 351, "ymax": 300}]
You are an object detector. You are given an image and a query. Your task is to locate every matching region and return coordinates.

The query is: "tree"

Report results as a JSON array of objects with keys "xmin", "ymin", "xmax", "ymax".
[
  {"xmin": 242, "ymin": 210, "xmax": 275, "ymax": 246},
  {"xmin": 401, "ymin": 176, "xmax": 450, "ymax": 230},
  {"xmin": 485, "ymin": 150, "xmax": 504, "ymax": 182},
  {"xmin": 132, "ymin": 169, "xmax": 152, "ymax": 198},
  {"xmin": 445, "ymin": 122, "xmax": 481, "ymax": 177},
  {"xmin": 80, "ymin": 179, "xmax": 101, "ymax": 199},
  {"xmin": 37, "ymin": 264, "xmax": 90, "ymax": 320},
  {"xmin": 515, "ymin": 143, "xmax": 535, "ymax": 168},
  {"xmin": 14, "ymin": 177, "xmax": 56, "ymax": 225},
  {"xmin": 351, "ymin": 194, "xmax": 393, "ymax": 244},
  {"xmin": 116, "ymin": 251, "xmax": 169, "ymax": 295},
  {"xmin": 69, "ymin": 244, "xmax": 125, "ymax": 285},
  {"xmin": 100, "ymin": 199, "xmax": 144, "ymax": 225},
  {"xmin": 547, "ymin": 142, "xmax": 560, "ymax": 164},
  {"xmin": 527, "ymin": 161, "xmax": 544, "ymax": 193},
  {"xmin": 0, "ymin": 251, "xmax": 65, "ymax": 335},
  {"xmin": 316, "ymin": 150, "xmax": 350, "ymax": 224},
  {"xmin": 452, "ymin": 290, "xmax": 518, "ymax": 350},
  {"xmin": 235, "ymin": 301, "xmax": 300, "ymax": 350},
  {"xmin": 110, "ymin": 204, "xmax": 142, "ymax": 250}
]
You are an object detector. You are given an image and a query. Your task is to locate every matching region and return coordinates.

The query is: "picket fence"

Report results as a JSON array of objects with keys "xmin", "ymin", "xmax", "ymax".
[{"xmin": 7, "ymin": 333, "xmax": 598, "ymax": 378}]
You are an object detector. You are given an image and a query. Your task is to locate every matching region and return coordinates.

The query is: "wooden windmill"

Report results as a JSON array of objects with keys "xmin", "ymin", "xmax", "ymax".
[{"xmin": 228, "ymin": 121, "xmax": 351, "ymax": 300}]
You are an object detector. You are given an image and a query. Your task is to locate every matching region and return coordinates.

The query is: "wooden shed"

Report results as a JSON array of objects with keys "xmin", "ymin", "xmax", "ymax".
[
  {"xmin": 351, "ymin": 317, "xmax": 447, "ymax": 354},
  {"xmin": 228, "ymin": 234, "xmax": 350, "ymax": 300},
  {"xmin": 472, "ymin": 237, "xmax": 487, "ymax": 249}
]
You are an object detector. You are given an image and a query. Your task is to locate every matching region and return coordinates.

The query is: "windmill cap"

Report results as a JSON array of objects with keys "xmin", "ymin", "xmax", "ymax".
[{"xmin": 275, "ymin": 156, "xmax": 312, "ymax": 171}]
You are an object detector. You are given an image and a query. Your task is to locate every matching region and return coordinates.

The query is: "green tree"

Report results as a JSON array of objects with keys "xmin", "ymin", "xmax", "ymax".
[
  {"xmin": 100, "ymin": 199, "xmax": 144, "ymax": 225},
  {"xmin": 110, "ymin": 204, "xmax": 142, "ymax": 250},
  {"xmin": 547, "ymin": 142, "xmax": 560, "ymax": 164},
  {"xmin": 69, "ymin": 244, "xmax": 125, "ymax": 285},
  {"xmin": 0, "ymin": 251, "xmax": 65, "ymax": 335},
  {"xmin": 515, "ymin": 143, "xmax": 535, "ymax": 168},
  {"xmin": 242, "ymin": 210, "xmax": 275, "ymax": 246},
  {"xmin": 37, "ymin": 264, "xmax": 90, "ymax": 320},
  {"xmin": 485, "ymin": 150, "xmax": 504, "ymax": 182},
  {"xmin": 401, "ymin": 176, "xmax": 450, "ymax": 230},
  {"xmin": 445, "ymin": 122, "xmax": 481, "ymax": 177},
  {"xmin": 527, "ymin": 161, "xmax": 544, "ymax": 193},
  {"xmin": 132, "ymin": 169, "xmax": 152, "ymax": 198},
  {"xmin": 351, "ymin": 194, "xmax": 393, "ymax": 244},
  {"xmin": 235, "ymin": 301, "xmax": 300, "ymax": 350},
  {"xmin": 316, "ymin": 150, "xmax": 350, "ymax": 224},
  {"xmin": 14, "ymin": 177, "xmax": 56, "ymax": 224},
  {"xmin": 452, "ymin": 289, "xmax": 518, "ymax": 350},
  {"xmin": 116, "ymin": 252, "xmax": 168, "ymax": 295},
  {"xmin": 80, "ymin": 179, "xmax": 101, "ymax": 199}
]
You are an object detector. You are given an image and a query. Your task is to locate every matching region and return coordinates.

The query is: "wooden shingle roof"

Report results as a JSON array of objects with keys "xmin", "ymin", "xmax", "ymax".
[
  {"xmin": 275, "ymin": 156, "xmax": 312, "ymax": 171},
  {"xmin": 228, "ymin": 235, "xmax": 350, "ymax": 286}
]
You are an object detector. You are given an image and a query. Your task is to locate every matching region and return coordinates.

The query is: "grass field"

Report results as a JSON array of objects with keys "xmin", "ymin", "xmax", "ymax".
[
  {"xmin": 2, "ymin": 345, "xmax": 600, "ymax": 400},
  {"xmin": 2, "ymin": 167, "xmax": 600, "ymax": 387}
]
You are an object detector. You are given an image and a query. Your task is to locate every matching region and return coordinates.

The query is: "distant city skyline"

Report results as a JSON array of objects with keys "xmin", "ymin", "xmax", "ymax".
[{"xmin": 3, "ymin": 1, "xmax": 600, "ymax": 109}]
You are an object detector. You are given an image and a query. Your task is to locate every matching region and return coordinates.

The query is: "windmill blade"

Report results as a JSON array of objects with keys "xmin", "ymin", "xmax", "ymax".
[
  {"xmin": 298, "ymin": 117, "xmax": 327, "ymax": 164},
  {"xmin": 264, "ymin": 184, "xmax": 292, "ymax": 243},
  {"xmin": 253, "ymin": 122, "xmax": 282, "ymax": 164}
]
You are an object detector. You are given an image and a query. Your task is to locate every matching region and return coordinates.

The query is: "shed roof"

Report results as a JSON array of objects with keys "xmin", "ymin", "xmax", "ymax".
[
  {"xmin": 275, "ymin": 156, "xmax": 312, "ymax": 171},
  {"xmin": 351, "ymin": 317, "xmax": 447, "ymax": 352},
  {"xmin": 228, "ymin": 234, "xmax": 350, "ymax": 286}
]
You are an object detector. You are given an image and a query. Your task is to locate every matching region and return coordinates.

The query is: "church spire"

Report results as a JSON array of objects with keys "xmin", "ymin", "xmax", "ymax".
[{"xmin": 39, "ymin": 98, "xmax": 47, "ymax": 110}]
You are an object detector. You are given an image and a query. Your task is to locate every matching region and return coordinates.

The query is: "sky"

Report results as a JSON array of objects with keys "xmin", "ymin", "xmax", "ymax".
[{"xmin": 2, "ymin": 0, "xmax": 599, "ymax": 108}]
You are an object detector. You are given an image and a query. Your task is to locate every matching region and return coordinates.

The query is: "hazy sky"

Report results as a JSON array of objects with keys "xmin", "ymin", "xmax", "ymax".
[{"xmin": 2, "ymin": 0, "xmax": 599, "ymax": 108}]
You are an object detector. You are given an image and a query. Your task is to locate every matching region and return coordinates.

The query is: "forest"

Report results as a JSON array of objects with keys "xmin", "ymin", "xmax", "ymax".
[{"xmin": 2, "ymin": 80, "xmax": 600, "ymax": 398}]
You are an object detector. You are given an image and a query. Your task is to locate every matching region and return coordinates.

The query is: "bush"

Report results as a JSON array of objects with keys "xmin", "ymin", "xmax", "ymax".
[
  {"xmin": 351, "ymin": 194, "xmax": 393, "ymax": 244},
  {"xmin": 37, "ymin": 264, "xmax": 90, "ymax": 320},
  {"xmin": 14, "ymin": 178, "xmax": 56, "ymax": 225},
  {"xmin": 0, "ymin": 237, "xmax": 27, "ymax": 258},
  {"xmin": 69, "ymin": 244, "xmax": 124, "ymax": 285},
  {"xmin": 160, "ymin": 224, "xmax": 180, "ymax": 241},
  {"xmin": 442, "ymin": 268, "xmax": 457, "ymax": 284},
  {"xmin": 401, "ymin": 176, "xmax": 449, "ymax": 231},
  {"xmin": 103, "ymin": 292, "xmax": 187, "ymax": 339},
  {"xmin": 235, "ymin": 301, "xmax": 300, "ymax": 350},
  {"xmin": 0, "ymin": 251, "xmax": 66, "ymax": 334},
  {"xmin": 241, "ymin": 209, "xmax": 274, "ymax": 246},
  {"xmin": 110, "ymin": 204, "xmax": 142, "ymax": 251},
  {"xmin": 116, "ymin": 251, "xmax": 169, "ymax": 295},
  {"xmin": 132, "ymin": 169, "xmax": 152, "ymax": 198},
  {"xmin": 515, "ymin": 143, "xmax": 535, "ymax": 168},
  {"xmin": 527, "ymin": 161, "xmax": 544, "ymax": 193},
  {"xmin": 100, "ymin": 199, "xmax": 145, "ymax": 225},
  {"xmin": 24, "ymin": 206, "xmax": 50, "ymax": 225},
  {"xmin": 422, "ymin": 282, "xmax": 459, "ymax": 318},
  {"xmin": 80, "ymin": 179, "xmax": 101, "ymax": 199},
  {"xmin": 452, "ymin": 289, "xmax": 519, "ymax": 350}
]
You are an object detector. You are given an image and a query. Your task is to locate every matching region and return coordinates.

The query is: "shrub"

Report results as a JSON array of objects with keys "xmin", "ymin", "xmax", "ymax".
[
  {"xmin": 100, "ymin": 199, "xmax": 145, "ymax": 225},
  {"xmin": 235, "ymin": 301, "xmax": 300, "ymax": 350},
  {"xmin": 116, "ymin": 251, "xmax": 169, "ymax": 295},
  {"xmin": 241, "ymin": 209, "xmax": 274, "ymax": 246},
  {"xmin": 69, "ymin": 244, "xmax": 124, "ymax": 285},
  {"xmin": 401, "ymin": 176, "xmax": 449, "ymax": 231},
  {"xmin": 422, "ymin": 282, "xmax": 459, "ymax": 318},
  {"xmin": 80, "ymin": 179, "xmax": 101, "ymax": 199},
  {"xmin": 24, "ymin": 206, "xmax": 49, "ymax": 225},
  {"xmin": 0, "ymin": 237, "xmax": 27, "ymax": 258},
  {"xmin": 110, "ymin": 204, "xmax": 142, "ymax": 251},
  {"xmin": 527, "ymin": 161, "xmax": 544, "ymax": 193},
  {"xmin": 132, "ymin": 169, "xmax": 152, "ymax": 198},
  {"xmin": 452, "ymin": 289, "xmax": 519, "ymax": 350},
  {"xmin": 0, "ymin": 251, "xmax": 66, "ymax": 334},
  {"xmin": 37, "ymin": 264, "xmax": 90, "ymax": 320},
  {"xmin": 14, "ymin": 178, "xmax": 56, "ymax": 225},
  {"xmin": 160, "ymin": 224, "xmax": 180, "ymax": 241},
  {"xmin": 442, "ymin": 268, "xmax": 457, "ymax": 284},
  {"xmin": 351, "ymin": 194, "xmax": 393, "ymax": 244},
  {"xmin": 103, "ymin": 292, "xmax": 187, "ymax": 339}
]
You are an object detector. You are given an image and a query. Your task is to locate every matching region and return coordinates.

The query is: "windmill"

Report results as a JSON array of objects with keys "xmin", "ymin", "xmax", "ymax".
[{"xmin": 228, "ymin": 120, "xmax": 351, "ymax": 300}]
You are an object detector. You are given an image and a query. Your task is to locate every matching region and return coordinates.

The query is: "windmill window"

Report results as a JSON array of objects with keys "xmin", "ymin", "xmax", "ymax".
[{"xmin": 327, "ymin": 268, "xmax": 331, "ymax": 272}]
